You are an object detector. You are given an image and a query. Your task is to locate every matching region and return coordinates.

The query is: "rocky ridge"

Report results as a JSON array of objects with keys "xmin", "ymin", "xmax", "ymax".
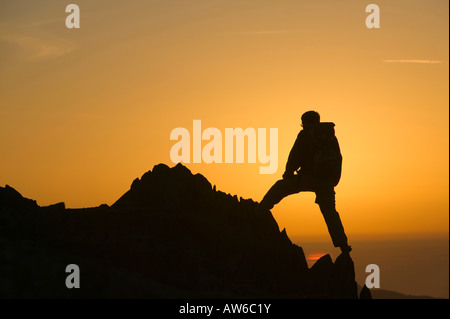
[{"xmin": 0, "ymin": 163, "xmax": 366, "ymax": 298}]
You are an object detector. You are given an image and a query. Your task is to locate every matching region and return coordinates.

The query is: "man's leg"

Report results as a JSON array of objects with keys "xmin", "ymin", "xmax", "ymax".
[
  {"xmin": 315, "ymin": 186, "xmax": 351, "ymax": 253},
  {"xmin": 258, "ymin": 176, "xmax": 302, "ymax": 211}
]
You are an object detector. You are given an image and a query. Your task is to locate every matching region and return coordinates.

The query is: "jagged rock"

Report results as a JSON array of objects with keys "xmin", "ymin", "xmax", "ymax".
[
  {"xmin": 307, "ymin": 254, "xmax": 334, "ymax": 297},
  {"xmin": 331, "ymin": 253, "xmax": 358, "ymax": 298},
  {"xmin": 0, "ymin": 185, "xmax": 38, "ymax": 212},
  {"xmin": 311, "ymin": 254, "xmax": 334, "ymax": 275},
  {"xmin": 360, "ymin": 285, "xmax": 373, "ymax": 299},
  {"xmin": 40, "ymin": 202, "xmax": 66, "ymax": 212},
  {"xmin": 304, "ymin": 253, "xmax": 358, "ymax": 299},
  {"xmin": 0, "ymin": 163, "xmax": 360, "ymax": 299}
]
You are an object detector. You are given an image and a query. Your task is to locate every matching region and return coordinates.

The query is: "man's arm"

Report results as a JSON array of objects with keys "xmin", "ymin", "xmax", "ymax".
[{"xmin": 283, "ymin": 132, "xmax": 303, "ymax": 178}]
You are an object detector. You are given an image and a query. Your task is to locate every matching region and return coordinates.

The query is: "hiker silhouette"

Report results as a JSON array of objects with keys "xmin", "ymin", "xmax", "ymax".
[{"xmin": 258, "ymin": 111, "xmax": 351, "ymax": 254}]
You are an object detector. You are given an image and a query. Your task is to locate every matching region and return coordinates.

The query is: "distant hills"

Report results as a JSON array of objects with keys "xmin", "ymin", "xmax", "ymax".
[
  {"xmin": 358, "ymin": 286, "xmax": 434, "ymax": 299},
  {"xmin": 0, "ymin": 163, "xmax": 431, "ymax": 298}
]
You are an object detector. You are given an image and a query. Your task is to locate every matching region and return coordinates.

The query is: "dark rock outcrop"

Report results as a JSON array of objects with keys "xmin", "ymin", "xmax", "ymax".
[
  {"xmin": 0, "ymin": 163, "xmax": 359, "ymax": 298},
  {"xmin": 359, "ymin": 285, "xmax": 373, "ymax": 299},
  {"xmin": 0, "ymin": 184, "xmax": 39, "ymax": 212}
]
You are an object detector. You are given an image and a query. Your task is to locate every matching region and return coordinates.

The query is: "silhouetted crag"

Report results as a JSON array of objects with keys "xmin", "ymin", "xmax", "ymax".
[{"xmin": 1, "ymin": 163, "xmax": 359, "ymax": 298}]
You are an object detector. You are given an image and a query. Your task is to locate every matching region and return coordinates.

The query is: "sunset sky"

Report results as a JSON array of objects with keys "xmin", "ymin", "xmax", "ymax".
[{"xmin": 1, "ymin": 0, "xmax": 448, "ymax": 243}]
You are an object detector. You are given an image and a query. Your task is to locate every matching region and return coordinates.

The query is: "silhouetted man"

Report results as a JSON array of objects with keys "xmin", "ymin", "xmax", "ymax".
[{"xmin": 258, "ymin": 111, "xmax": 351, "ymax": 253}]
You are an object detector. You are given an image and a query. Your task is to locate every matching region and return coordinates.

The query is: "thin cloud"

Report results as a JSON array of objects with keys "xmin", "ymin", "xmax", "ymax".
[
  {"xmin": 383, "ymin": 59, "xmax": 443, "ymax": 64},
  {"xmin": 1, "ymin": 34, "xmax": 75, "ymax": 61},
  {"xmin": 0, "ymin": 21, "xmax": 75, "ymax": 62},
  {"xmin": 21, "ymin": 17, "xmax": 62, "ymax": 29}
]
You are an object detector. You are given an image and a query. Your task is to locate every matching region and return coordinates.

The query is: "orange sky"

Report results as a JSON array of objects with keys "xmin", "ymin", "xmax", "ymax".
[{"xmin": 1, "ymin": 0, "xmax": 448, "ymax": 241}]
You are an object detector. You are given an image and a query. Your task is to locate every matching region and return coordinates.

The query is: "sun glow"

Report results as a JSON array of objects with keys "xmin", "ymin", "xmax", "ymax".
[{"xmin": 0, "ymin": 0, "xmax": 448, "ymax": 241}]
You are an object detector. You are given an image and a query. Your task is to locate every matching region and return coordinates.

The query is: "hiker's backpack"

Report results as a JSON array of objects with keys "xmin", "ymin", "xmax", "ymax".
[{"xmin": 309, "ymin": 122, "xmax": 342, "ymax": 186}]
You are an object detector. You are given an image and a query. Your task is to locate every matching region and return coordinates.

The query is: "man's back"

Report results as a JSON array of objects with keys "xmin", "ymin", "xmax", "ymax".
[{"xmin": 285, "ymin": 122, "xmax": 342, "ymax": 186}]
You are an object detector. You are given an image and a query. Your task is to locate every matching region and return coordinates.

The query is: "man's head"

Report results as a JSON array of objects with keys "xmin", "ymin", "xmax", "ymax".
[{"xmin": 301, "ymin": 111, "xmax": 320, "ymax": 129}]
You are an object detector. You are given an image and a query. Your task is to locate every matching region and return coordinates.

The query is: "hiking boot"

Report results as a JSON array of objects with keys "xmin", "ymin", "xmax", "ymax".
[{"xmin": 340, "ymin": 245, "xmax": 352, "ymax": 254}]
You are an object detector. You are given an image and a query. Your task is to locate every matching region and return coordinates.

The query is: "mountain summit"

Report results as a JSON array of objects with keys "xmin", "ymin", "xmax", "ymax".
[{"xmin": 1, "ymin": 163, "xmax": 362, "ymax": 298}]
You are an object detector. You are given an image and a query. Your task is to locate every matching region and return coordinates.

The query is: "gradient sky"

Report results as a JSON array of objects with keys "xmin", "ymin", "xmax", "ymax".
[{"xmin": 1, "ymin": 0, "xmax": 448, "ymax": 241}]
